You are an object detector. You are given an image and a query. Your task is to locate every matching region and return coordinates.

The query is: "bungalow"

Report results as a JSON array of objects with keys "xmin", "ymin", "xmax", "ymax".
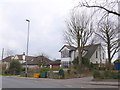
[
  {"xmin": 59, "ymin": 44, "xmax": 106, "ymax": 68},
  {"xmin": 2, "ymin": 56, "xmax": 14, "ymax": 69},
  {"xmin": 22, "ymin": 56, "xmax": 52, "ymax": 68},
  {"xmin": 49, "ymin": 59, "xmax": 61, "ymax": 68},
  {"xmin": 2, "ymin": 54, "xmax": 52, "ymax": 69}
]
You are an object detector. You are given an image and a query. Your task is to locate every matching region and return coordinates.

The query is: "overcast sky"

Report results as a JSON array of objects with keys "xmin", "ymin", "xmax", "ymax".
[
  {"xmin": 0, "ymin": 0, "xmax": 119, "ymax": 61},
  {"xmin": 0, "ymin": 0, "xmax": 81, "ymax": 59}
]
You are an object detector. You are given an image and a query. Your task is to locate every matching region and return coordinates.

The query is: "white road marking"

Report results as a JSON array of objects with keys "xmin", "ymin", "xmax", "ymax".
[{"xmin": 64, "ymin": 85, "xmax": 72, "ymax": 87}]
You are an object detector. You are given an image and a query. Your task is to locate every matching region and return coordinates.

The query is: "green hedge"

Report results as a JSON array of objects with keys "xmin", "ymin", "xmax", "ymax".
[
  {"xmin": 93, "ymin": 71, "xmax": 120, "ymax": 79},
  {"xmin": 40, "ymin": 67, "xmax": 60, "ymax": 72},
  {"xmin": 93, "ymin": 71, "xmax": 100, "ymax": 78}
]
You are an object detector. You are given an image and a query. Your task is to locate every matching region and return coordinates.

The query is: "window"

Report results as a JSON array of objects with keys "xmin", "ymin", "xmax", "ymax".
[
  {"xmin": 69, "ymin": 51, "xmax": 71, "ymax": 57},
  {"xmin": 62, "ymin": 61, "xmax": 69, "ymax": 68},
  {"xmin": 96, "ymin": 51, "xmax": 98, "ymax": 58},
  {"xmin": 103, "ymin": 53, "xmax": 104, "ymax": 59},
  {"xmin": 96, "ymin": 61, "xmax": 98, "ymax": 63},
  {"xmin": 61, "ymin": 49, "xmax": 69, "ymax": 58}
]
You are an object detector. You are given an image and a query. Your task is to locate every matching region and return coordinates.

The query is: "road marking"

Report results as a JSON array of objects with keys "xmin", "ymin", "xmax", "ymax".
[
  {"xmin": 81, "ymin": 86, "xmax": 85, "ymax": 88},
  {"xmin": 64, "ymin": 85, "xmax": 72, "ymax": 87}
]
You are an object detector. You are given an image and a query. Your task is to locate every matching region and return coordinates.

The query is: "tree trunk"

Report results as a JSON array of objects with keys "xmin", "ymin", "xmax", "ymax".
[
  {"xmin": 77, "ymin": 35, "xmax": 82, "ymax": 74},
  {"xmin": 107, "ymin": 41, "xmax": 111, "ymax": 70}
]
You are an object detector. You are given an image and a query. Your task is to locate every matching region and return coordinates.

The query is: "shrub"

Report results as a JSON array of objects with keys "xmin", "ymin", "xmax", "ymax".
[
  {"xmin": 40, "ymin": 67, "xmax": 50, "ymax": 72},
  {"xmin": 47, "ymin": 71, "xmax": 60, "ymax": 79},
  {"xmin": 40, "ymin": 67, "xmax": 60, "ymax": 72},
  {"xmin": 72, "ymin": 57, "xmax": 90, "ymax": 67},
  {"xmin": 93, "ymin": 71, "xmax": 100, "ymax": 78},
  {"xmin": 59, "ymin": 69, "xmax": 65, "ymax": 79},
  {"xmin": 8, "ymin": 60, "xmax": 22, "ymax": 75},
  {"xmin": 99, "ymin": 67, "xmax": 106, "ymax": 71},
  {"xmin": 114, "ymin": 59, "xmax": 120, "ymax": 63},
  {"xmin": 111, "ymin": 72, "xmax": 120, "ymax": 79},
  {"xmin": 104, "ymin": 71, "xmax": 112, "ymax": 79},
  {"xmin": 67, "ymin": 69, "xmax": 71, "ymax": 74},
  {"xmin": 93, "ymin": 71, "xmax": 120, "ymax": 79},
  {"xmin": 28, "ymin": 68, "xmax": 39, "ymax": 73},
  {"xmin": 50, "ymin": 68, "xmax": 60, "ymax": 71},
  {"xmin": 93, "ymin": 64, "xmax": 99, "ymax": 69},
  {"xmin": 4, "ymin": 69, "xmax": 10, "ymax": 75}
]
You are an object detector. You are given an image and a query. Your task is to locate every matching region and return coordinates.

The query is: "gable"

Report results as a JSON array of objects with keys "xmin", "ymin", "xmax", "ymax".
[
  {"xmin": 60, "ymin": 47, "xmax": 70, "ymax": 52},
  {"xmin": 59, "ymin": 45, "xmax": 76, "ymax": 52},
  {"xmin": 83, "ymin": 44, "xmax": 100, "ymax": 59},
  {"xmin": 14, "ymin": 55, "xmax": 19, "ymax": 59}
]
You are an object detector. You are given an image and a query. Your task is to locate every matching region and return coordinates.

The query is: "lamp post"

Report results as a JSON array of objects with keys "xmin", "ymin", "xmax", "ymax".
[
  {"xmin": 25, "ymin": 19, "xmax": 30, "ymax": 77},
  {"xmin": 1, "ymin": 48, "xmax": 4, "ymax": 61}
]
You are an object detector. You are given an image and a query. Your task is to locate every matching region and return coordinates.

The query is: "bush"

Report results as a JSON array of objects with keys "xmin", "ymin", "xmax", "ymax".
[
  {"xmin": 72, "ymin": 57, "xmax": 90, "ymax": 67},
  {"xmin": 93, "ymin": 64, "xmax": 99, "ymax": 69},
  {"xmin": 28, "ymin": 68, "xmax": 39, "ymax": 73},
  {"xmin": 99, "ymin": 67, "xmax": 106, "ymax": 71},
  {"xmin": 93, "ymin": 71, "xmax": 100, "ymax": 78},
  {"xmin": 40, "ymin": 67, "xmax": 50, "ymax": 72},
  {"xmin": 8, "ymin": 60, "xmax": 22, "ymax": 75},
  {"xmin": 50, "ymin": 68, "xmax": 60, "ymax": 71},
  {"xmin": 59, "ymin": 69, "xmax": 65, "ymax": 79},
  {"xmin": 47, "ymin": 71, "xmax": 60, "ymax": 79},
  {"xmin": 111, "ymin": 72, "xmax": 120, "ymax": 79},
  {"xmin": 93, "ymin": 71, "xmax": 120, "ymax": 79},
  {"xmin": 104, "ymin": 71, "xmax": 112, "ymax": 79},
  {"xmin": 67, "ymin": 69, "xmax": 71, "ymax": 74},
  {"xmin": 114, "ymin": 59, "xmax": 120, "ymax": 63},
  {"xmin": 40, "ymin": 67, "xmax": 60, "ymax": 72}
]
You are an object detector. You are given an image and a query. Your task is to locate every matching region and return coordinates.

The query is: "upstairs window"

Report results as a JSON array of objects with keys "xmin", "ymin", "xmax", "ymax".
[
  {"xmin": 96, "ymin": 51, "xmax": 98, "ymax": 58},
  {"xmin": 103, "ymin": 53, "xmax": 104, "ymax": 59},
  {"xmin": 69, "ymin": 51, "xmax": 72, "ymax": 57},
  {"xmin": 61, "ymin": 49, "xmax": 69, "ymax": 58}
]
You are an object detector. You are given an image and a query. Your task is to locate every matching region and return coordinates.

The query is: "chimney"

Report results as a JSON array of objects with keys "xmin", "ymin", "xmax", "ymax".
[{"xmin": 22, "ymin": 52, "xmax": 26, "ymax": 63}]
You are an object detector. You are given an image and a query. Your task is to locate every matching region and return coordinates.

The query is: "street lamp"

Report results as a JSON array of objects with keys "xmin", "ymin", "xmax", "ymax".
[{"xmin": 25, "ymin": 19, "xmax": 30, "ymax": 77}]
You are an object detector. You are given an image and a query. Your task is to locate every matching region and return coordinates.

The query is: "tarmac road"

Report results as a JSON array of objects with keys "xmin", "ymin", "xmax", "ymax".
[
  {"xmin": 2, "ymin": 76, "xmax": 119, "ymax": 88},
  {"xmin": 2, "ymin": 76, "xmax": 66, "ymax": 88}
]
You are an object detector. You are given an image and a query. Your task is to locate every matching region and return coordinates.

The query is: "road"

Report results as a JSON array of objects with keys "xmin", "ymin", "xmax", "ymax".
[
  {"xmin": 2, "ymin": 76, "xmax": 119, "ymax": 88},
  {"xmin": 2, "ymin": 77, "xmax": 66, "ymax": 88}
]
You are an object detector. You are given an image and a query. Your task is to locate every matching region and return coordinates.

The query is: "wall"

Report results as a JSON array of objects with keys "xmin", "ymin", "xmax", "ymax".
[{"xmin": 90, "ymin": 45, "xmax": 106, "ymax": 64}]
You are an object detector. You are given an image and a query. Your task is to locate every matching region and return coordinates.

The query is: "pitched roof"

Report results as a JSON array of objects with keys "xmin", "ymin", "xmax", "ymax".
[
  {"xmin": 83, "ymin": 44, "xmax": 101, "ymax": 59},
  {"xmin": 50, "ymin": 59, "xmax": 61, "ymax": 65},
  {"xmin": 16, "ymin": 55, "xmax": 23, "ymax": 60},
  {"xmin": 25, "ymin": 56, "xmax": 34, "ymax": 61},
  {"xmin": 59, "ymin": 43, "xmax": 101, "ymax": 59},
  {"xmin": 23, "ymin": 56, "xmax": 52, "ymax": 65},
  {"xmin": 2, "ymin": 56, "xmax": 14, "ymax": 62},
  {"xmin": 59, "ymin": 45, "xmax": 76, "ymax": 52}
]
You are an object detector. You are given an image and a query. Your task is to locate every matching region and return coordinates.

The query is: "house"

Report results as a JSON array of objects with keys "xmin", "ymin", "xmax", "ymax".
[
  {"xmin": 2, "ymin": 56, "xmax": 14, "ymax": 69},
  {"xmin": 59, "ymin": 44, "xmax": 106, "ymax": 68},
  {"xmin": 22, "ymin": 56, "xmax": 52, "ymax": 68},
  {"xmin": 2, "ymin": 53, "xmax": 53, "ymax": 69},
  {"xmin": 49, "ymin": 59, "xmax": 61, "ymax": 68},
  {"xmin": 14, "ymin": 54, "xmax": 34, "ymax": 64}
]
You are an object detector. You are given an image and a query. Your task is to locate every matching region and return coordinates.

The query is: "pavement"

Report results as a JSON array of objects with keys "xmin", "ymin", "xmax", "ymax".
[{"xmin": 2, "ymin": 76, "xmax": 120, "ymax": 88}]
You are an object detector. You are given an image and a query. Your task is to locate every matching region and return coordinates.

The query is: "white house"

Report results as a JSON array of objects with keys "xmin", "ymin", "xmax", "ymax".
[{"xmin": 59, "ymin": 44, "xmax": 106, "ymax": 68}]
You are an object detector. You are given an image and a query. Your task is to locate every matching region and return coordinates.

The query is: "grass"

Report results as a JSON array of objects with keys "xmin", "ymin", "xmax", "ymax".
[{"xmin": 0, "ymin": 74, "xmax": 13, "ymax": 76}]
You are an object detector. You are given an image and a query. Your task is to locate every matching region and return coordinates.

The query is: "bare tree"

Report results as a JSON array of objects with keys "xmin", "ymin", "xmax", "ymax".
[
  {"xmin": 35, "ymin": 52, "xmax": 50, "ymax": 68},
  {"xmin": 64, "ymin": 10, "xmax": 93, "ymax": 67},
  {"xmin": 79, "ymin": 0, "xmax": 120, "ymax": 17},
  {"xmin": 95, "ymin": 17, "xmax": 120, "ymax": 69},
  {"xmin": 5, "ymin": 49, "xmax": 15, "ymax": 57}
]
